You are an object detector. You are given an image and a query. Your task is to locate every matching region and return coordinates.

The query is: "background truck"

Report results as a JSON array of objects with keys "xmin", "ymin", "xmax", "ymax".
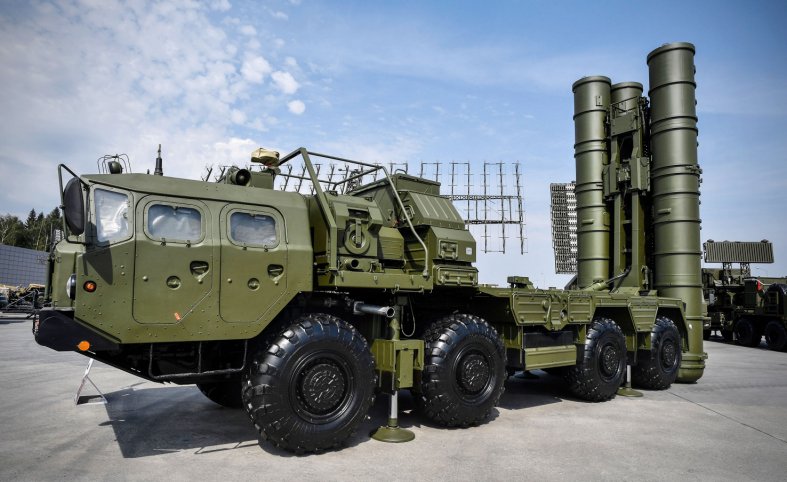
[
  {"xmin": 34, "ymin": 42, "xmax": 706, "ymax": 453},
  {"xmin": 702, "ymin": 240, "xmax": 787, "ymax": 350}
]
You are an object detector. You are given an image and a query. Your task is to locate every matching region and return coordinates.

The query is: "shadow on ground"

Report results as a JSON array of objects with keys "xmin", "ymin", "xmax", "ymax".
[
  {"xmin": 0, "ymin": 315, "xmax": 33, "ymax": 325},
  {"xmin": 100, "ymin": 369, "xmax": 594, "ymax": 458},
  {"xmin": 498, "ymin": 370, "xmax": 568, "ymax": 410},
  {"xmin": 101, "ymin": 385, "xmax": 258, "ymax": 458}
]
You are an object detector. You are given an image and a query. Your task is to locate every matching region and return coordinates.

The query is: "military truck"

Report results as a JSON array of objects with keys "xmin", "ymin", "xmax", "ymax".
[
  {"xmin": 35, "ymin": 42, "xmax": 706, "ymax": 453},
  {"xmin": 702, "ymin": 240, "xmax": 787, "ymax": 350},
  {"xmin": 1, "ymin": 283, "xmax": 45, "ymax": 313}
]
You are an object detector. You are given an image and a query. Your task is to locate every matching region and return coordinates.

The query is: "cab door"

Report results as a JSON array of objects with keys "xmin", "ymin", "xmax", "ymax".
[
  {"xmin": 133, "ymin": 197, "xmax": 214, "ymax": 324},
  {"xmin": 219, "ymin": 205, "xmax": 287, "ymax": 323}
]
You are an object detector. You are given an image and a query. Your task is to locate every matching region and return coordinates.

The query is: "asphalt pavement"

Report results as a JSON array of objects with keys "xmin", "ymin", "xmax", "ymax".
[{"xmin": 1, "ymin": 313, "xmax": 785, "ymax": 481}]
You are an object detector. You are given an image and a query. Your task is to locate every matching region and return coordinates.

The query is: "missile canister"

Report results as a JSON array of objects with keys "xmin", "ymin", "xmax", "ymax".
[
  {"xmin": 647, "ymin": 42, "xmax": 705, "ymax": 382},
  {"xmin": 573, "ymin": 76, "xmax": 611, "ymax": 288},
  {"xmin": 610, "ymin": 82, "xmax": 646, "ymax": 287},
  {"xmin": 611, "ymin": 82, "xmax": 643, "ymax": 111}
]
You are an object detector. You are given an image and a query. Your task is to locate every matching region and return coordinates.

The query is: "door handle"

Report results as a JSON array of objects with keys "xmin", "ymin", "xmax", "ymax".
[
  {"xmin": 190, "ymin": 261, "xmax": 209, "ymax": 281},
  {"xmin": 267, "ymin": 264, "xmax": 284, "ymax": 278}
]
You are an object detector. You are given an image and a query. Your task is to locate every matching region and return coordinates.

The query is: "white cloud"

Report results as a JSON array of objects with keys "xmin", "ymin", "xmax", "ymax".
[
  {"xmin": 271, "ymin": 11, "xmax": 288, "ymax": 20},
  {"xmin": 248, "ymin": 118, "xmax": 268, "ymax": 131},
  {"xmin": 240, "ymin": 25, "xmax": 257, "ymax": 36},
  {"xmin": 285, "ymin": 57, "xmax": 298, "ymax": 68},
  {"xmin": 210, "ymin": 0, "xmax": 232, "ymax": 12},
  {"xmin": 0, "ymin": 0, "xmax": 312, "ymax": 218},
  {"xmin": 213, "ymin": 138, "xmax": 258, "ymax": 164},
  {"xmin": 231, "ymin": 109, "xmax": 247, "ymax": 124},
  {"xmin": 272, "ymin": 71, "xmax": 299, "ymax": 94},
  {"xmin": 288, "ymin": 100, "xmax": 306, "ymax": 115},
  {"xmin": 241, "ymin": 56, "xmax": 272, "ymax": 83},
  {"xmin": 246, "ymin": 38, "xmax": 261, "ymax": 50}
]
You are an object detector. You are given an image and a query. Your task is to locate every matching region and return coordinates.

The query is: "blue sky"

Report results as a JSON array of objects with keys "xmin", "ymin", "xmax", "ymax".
[{"xmin": 1, "ymin": 0, "xmax": 786, "ymax": 287}]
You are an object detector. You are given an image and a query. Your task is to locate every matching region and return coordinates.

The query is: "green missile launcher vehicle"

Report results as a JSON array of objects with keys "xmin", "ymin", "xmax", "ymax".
[
  {"xmin": 701, "ymin": 240, "xmax": 787, "ymax": 350},
  {"xmin": 35, "ymin": 42, "xmax": 706, "ymax": 453}
]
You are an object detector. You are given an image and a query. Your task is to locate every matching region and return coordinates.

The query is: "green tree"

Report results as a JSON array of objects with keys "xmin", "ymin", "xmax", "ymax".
[
  {"xmin": 0, "ymin": 215, "xmax": 25, "ymax": 246},
  {"xmin": 1, "ymin": 207, "xmax": 61, "ymax": 250}
]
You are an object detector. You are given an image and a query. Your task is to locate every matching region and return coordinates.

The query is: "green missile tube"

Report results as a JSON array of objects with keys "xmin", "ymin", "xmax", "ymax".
[
  {"xmin": 573, "ymin": 76, "xmax": 611, "ymax": 288},
  {"xmin": 647, "ymin": 42, "xmax": 706, "ymax": 382},
  {"xmin": 611, "ymin": 82, "xmax": 643, "ymax": 112}
]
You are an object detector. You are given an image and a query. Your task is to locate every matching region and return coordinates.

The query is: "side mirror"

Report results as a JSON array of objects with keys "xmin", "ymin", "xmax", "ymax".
[{"xmin": 63, "ymin": 177, "xmax": 85, "ymax": 235}]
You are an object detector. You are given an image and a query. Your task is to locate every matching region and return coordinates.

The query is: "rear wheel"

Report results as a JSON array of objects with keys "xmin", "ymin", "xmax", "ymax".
[
  {"xmin": 721, "ymin": 329, "xmax": 734, "ymax": 342},
  {"xmin": 734, "ymin": 318, "xmax": 762, "ymax": 347},
  {"xmin": 565, "ymin": 317, "xmax": 626, "ymax": 402},
  {"xmin": 632, "ymin": 316, "xmax": 682, "ymax": 390},
  {"xmin": 197, "ymin": 380, "xmax": 243, "ymax": 408},
  {"xmin": 703, "ymin": 329, "xmax": 711, "ymax": 340},
  {"xmin": 242, "ymin": 313, "xmax": 376, "ymax": 453},
  {"xmin": 419, "ymin": 314, "xmax": 506, "ymax": 427},
  {"xmin": 764, "ymin": 320, "xmax": 787, "ymax": 351}
]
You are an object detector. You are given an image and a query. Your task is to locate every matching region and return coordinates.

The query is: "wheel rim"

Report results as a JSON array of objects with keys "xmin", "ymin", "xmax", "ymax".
[
  {"xmin": 599, "ymin": 341, "xmax": 622, "ymax": 381},
  {"xmin": 457, "ymin": 352, "xmax": 491, "ymax": 394},
  {"xmin": 660, "ymin": 337, "xmax": 679, "ymax": 371},
  {"xmin": 452, "ymin": 344, "xmax": 495, "ymax": 403},
  {"xmin": 291, "ymin": 352, "xmax": 353, "ymax": 423}
]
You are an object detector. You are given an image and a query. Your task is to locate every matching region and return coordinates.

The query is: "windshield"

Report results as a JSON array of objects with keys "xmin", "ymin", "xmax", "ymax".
[{"xmin": 95, "ymin": 188, "xmax": 130, "ymax": 243}]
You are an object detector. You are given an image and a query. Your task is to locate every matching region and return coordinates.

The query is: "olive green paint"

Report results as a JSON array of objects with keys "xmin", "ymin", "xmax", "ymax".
[
  {"xmin": 573, "ymin": 76, "xmax": 612, "ymax": 289},
  {"xmin": 647, "ymin": 42, "xmax": 705, "ymax": 382},
  {"xmin": 43, "ymin": 42, "xmax": 707, "ymax": 400}
]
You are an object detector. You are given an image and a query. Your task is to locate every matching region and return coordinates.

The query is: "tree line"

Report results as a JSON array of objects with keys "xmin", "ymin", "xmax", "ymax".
[{"xmin": 0, "ymin": 208, "xmax": 61, "ymax": 252}]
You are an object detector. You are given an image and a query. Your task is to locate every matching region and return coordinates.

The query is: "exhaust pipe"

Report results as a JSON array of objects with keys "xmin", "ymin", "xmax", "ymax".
[{"xmin": 353, "ymin": 302, "xmax": 395, "ymax": 318}]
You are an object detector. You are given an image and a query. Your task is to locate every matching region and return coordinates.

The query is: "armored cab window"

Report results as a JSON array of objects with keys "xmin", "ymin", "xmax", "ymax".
[
  {"xmin": 95, "ymin": 188, "xmax": 130, "ymax": 243},
  {"xmin": 230, "ymin": 212, "xmax": 277, "ymax": 247},
  {"xmin": 147, "ymin": 204, "xmax": 202, "ymax": 242}
]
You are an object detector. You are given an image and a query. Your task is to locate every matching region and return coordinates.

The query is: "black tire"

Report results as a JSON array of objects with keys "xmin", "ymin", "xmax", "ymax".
[
  {"xmin": 242, "ymin": 313, "xmax": 376, "ymax": 453},
  {"xmin": 632, "ymin": 316, "xmax": 682, "ymax": 390},
  {"xmin": 721, "ymin": 329, "xmax": 734, "ymax": 342},
  {"xmin": 703, "ymin": 329, "xmax": 711, "ymax": 341},
  {"xmin": 565, "ymin": 317, "xmax": 626, "ymax": 402},
  {"xmin": 734, "ymin": 318, "xmax": 762, "ymax": 347},
  {"xmin": 419, "ymin": 314, "xmax": 506, "ymax": 427},
  {"xmin": 764, "ymin": 320, "xmax": 787, "ymax": 351},
  {"xmin": 197, "ymin": 380, "xmax": 243, "ymax": 408}
]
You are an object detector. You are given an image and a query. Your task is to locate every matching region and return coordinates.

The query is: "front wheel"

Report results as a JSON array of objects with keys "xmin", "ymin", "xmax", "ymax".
[
  {"xmin": 419, "ymin": 314, "xmax": 506, "ymax": 427},
  {"xmin": 632, "ymin": 316, "xmax": 682, "ymax": 390},
  {"xmin": 242, "ymin": 313, "xmax": 376, "ymax": 453},
  {"xmin": 565, "ymin": 317, "xmax": 626, "ymax": 402}
]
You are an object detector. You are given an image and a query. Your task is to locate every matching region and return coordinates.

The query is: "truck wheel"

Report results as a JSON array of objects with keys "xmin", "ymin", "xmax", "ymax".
[
  {"xmin": 565, "ymin": 317, "xmax": 626, "ymax": 402},
  {"xmin": 764, "ymin": 320, "xmax": 787, "ymax": 351},
  {"xmin": 721, "ymin": 329, "xmax": 734, "ymax": 342},
  {"xmin": 632, "ymin": 316, "xmax": 682, "ymax": 390},
  {"xmin": 734, "ymin": 318, "xmax": 762, "ymax": 347},
  {"xmin": 197, "ymin": 380, "xmax": 243, "ymax": 408},
  {"xmin": 703, "ymin": 329, "xmax": 711, "ymax": 340},
  {"xmin": 242, "ymin": 313, "xmax": 376, "ymax": 453},
  {"xmin": 419, "ymin": 314, "xmax": 506, "ymax": 427}
]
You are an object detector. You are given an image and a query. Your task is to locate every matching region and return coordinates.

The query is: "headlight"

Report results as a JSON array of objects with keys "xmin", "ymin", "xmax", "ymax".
[{"xmin": 66, "ymin": 274, "xmax": 76, "ymax": 300}]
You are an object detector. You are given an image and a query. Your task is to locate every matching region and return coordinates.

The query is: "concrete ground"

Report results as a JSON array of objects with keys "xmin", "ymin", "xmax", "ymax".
[{"xmin": 1, "ymin": 314, "xmax": 786, "ymax": 481}]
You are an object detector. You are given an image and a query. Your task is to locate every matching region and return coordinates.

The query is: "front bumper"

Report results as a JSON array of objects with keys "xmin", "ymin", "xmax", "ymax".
[{"xmin": 35, "ymin": 308, "xmax": 118, "ymax": 352}]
